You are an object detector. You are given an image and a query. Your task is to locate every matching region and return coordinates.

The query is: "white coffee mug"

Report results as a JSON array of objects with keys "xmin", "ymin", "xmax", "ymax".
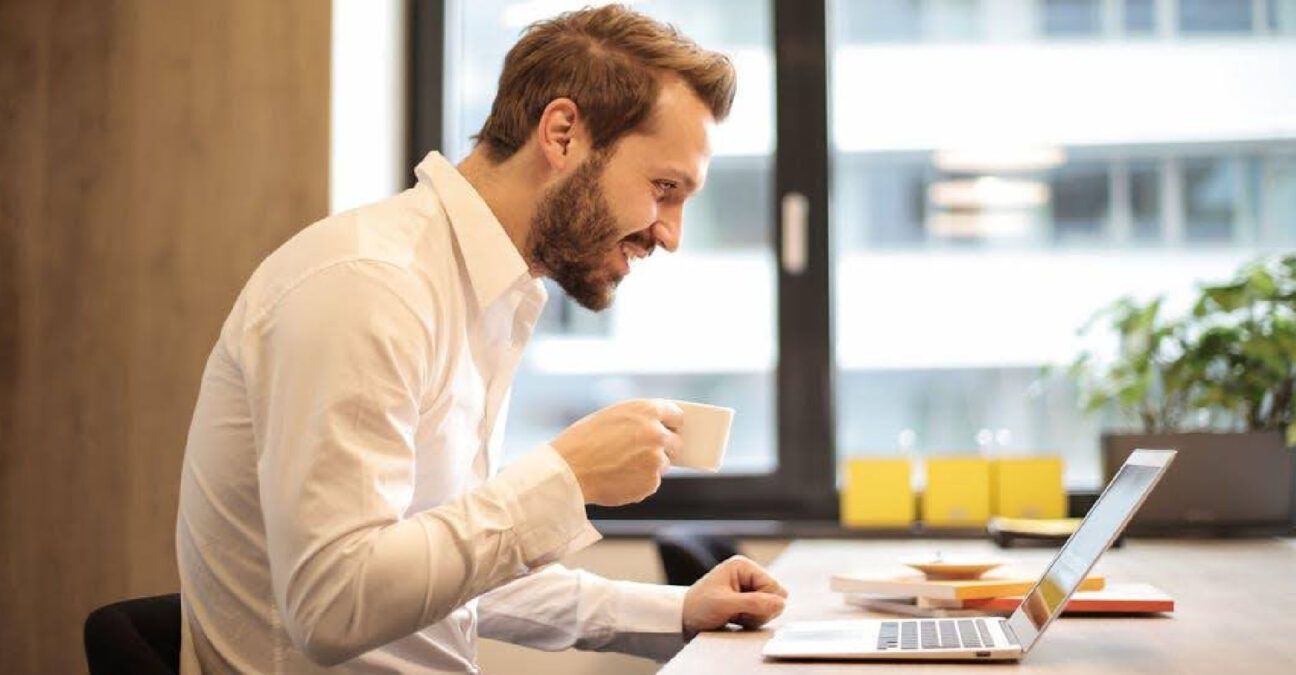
[{"xmin": 672, "ymin": 401, "xmax": 735, "ymax": 472}]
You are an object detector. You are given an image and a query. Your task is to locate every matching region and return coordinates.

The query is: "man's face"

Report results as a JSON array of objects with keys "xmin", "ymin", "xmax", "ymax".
[{"xmin": 528, "ymin": 79, "xmax": 714, "ymax": 311}]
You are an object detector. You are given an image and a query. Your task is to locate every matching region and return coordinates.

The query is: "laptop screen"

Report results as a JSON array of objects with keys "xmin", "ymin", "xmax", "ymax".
[{"xmin": 1006, "ymin": 450, "xmax": 1174, "ymax": 649}]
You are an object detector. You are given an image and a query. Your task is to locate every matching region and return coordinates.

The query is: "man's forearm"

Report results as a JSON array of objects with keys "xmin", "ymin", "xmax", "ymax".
[
  {"xmin": 478, "ymin": 564, "xmax": 688, "ymax": 662},
  {"xmin": 269, "ymin": 445, "xmax": 599, "ymax": 666}
]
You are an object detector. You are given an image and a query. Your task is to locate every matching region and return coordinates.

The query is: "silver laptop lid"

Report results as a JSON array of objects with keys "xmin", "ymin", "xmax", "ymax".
[{"xmin": 1006, "ymin": 449, "xmax": 1176, "ymax": 652}]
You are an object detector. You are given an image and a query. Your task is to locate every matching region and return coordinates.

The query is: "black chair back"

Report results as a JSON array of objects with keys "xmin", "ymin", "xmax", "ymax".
[
  {"xmin": 84, "ymin": 593, "xmax": 181, "ymax": 675},
  {"xmin": 653, "ymin": 527, "xmax": 740, "ymax": 586}
]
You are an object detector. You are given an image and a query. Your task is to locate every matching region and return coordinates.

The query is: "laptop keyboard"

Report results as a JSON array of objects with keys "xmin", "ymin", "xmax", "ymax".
[{"xmin": 877, "ymin": 619, "xmax": 997, "ymax": 651}]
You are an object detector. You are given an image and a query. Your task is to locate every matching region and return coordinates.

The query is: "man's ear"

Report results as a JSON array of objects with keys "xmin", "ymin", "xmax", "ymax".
[{"xmin": 537, "ymin": 97, "xmax": 585, "ymax": 171}]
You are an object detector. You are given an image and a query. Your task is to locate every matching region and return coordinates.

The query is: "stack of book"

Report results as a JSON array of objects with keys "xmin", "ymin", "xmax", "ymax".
[{"xmin": 831, "ymin": 569, "xmax": 1174, "ymax": 618}]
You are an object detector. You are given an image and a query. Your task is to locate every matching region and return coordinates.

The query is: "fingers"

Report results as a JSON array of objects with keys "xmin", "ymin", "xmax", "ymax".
[
  {"xmin": 724, "ymin": 556, "xmax": 788, "ymax": 597},
  {"xmin": 636, "ymin": 422, "xmax": 677, "ymax": 473},
  {"xmin": 723, "ymin": 591, "xmax": 786, "ymax": 629},
  {"xmin": 642, "ymin": 399, "xmax": 683, "ymax": 467},
  {"xmin": 662, "ymin": 429, "xmax": 683, "ymax": 465},
  {"xmin": 651, "ymin": 398, "xmax": 685, "ymax": 431},
  {"xmin": 655, "ymin": 449, "xmax": 671, "ymax": 476}
]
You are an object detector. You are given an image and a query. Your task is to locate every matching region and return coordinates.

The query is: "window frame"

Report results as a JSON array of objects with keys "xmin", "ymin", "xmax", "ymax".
[{"xmin": 407, "ymin": 0, "xmax": 839, "ymax": 520}]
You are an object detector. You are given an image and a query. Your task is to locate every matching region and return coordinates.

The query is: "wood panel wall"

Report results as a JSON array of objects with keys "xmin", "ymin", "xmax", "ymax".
[{"xmin": 0, "ymin": 1, "xmax": 330, "ymax": 671}]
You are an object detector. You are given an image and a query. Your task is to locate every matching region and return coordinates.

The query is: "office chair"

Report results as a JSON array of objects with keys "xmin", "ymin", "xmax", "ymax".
[
  {"xmin": 653, "ymin": 527, "xmax": 740, "ymax": 586},
  {"xmin": 84, "ymin": 593, "xmax": 181, "ymax": 675}
]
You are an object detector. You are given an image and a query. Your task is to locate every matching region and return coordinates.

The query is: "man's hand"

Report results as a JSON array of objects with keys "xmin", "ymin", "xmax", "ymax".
[
  {"xmin": 682, "ymin": 556, "xmax": 788, "ymax": 636},
  {"xmin": 551, "ymin": 399, "xmax": 683, "ymax": 506}
]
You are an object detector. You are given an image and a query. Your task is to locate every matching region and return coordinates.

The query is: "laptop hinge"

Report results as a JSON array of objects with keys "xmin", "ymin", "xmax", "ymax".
[{"xmin": 1001, "ymin": 622, "xmax": 1021, "ymax": 647}]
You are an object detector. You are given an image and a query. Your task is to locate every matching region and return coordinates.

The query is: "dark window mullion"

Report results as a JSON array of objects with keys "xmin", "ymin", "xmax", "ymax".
[
  {"xmin": 407, "ymin": 0, "xmax": 445, "ymax": 183},
  {"xmin": 774, "ymin": 0, "xmax": 836, "ymax": 518}
]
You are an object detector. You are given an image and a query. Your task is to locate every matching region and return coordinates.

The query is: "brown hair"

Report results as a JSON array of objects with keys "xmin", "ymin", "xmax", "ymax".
[{"xmin": 474, "ymin": 4, "xmax": 737, "ymax": 162}]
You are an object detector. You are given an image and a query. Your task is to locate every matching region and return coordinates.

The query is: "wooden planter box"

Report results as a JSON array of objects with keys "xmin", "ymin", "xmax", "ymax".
[{"xmin": 1100, "ymin": 431, "xmax": 1296, "ymax": 534}]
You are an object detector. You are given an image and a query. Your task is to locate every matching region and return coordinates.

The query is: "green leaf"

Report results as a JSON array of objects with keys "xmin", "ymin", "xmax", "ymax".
[
  {"xmin": 1247, "ymin": 266, "xmax": 1277, "ymax": 298},
  {"xmin": 1201, "ymin": 283, "xmax": 1248, "ymax": 313},
  {"xmin": 1065, "ymin": 252, "xmax": 1296, "ymax": 432}
]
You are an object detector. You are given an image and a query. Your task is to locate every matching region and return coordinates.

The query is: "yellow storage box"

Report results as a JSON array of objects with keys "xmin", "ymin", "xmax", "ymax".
[
  {"xmin": 921, "ymin": 456, "xmax": 991, "ymax": 527},
  {"xmin": 991, "ymin": 456, "xmax": 1066, "ymax": 519},
  {"xmin": 840, "ymin": 457, "xmax": 914, "ymax": 528}
]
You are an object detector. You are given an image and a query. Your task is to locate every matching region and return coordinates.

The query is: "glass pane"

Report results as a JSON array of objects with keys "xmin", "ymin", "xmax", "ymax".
[
  {"xmin": 837, "ymin": 0, "xmax": 923, "ymax": 43},
  {"xmin": 1274, "ymin": 0, "xmax": 1296, "ymax": 33},
  {"xmin": 444, "ymin": 0, "xmax": 777, "ymax": 473},
  {"xmin": 1129, "ymin": 160, "xmax": 1161, "ymax": 242},
  {"xmin": 836, "ymin": 0, "xmax": 982, "ymax": 44},
  {"xmin": 832, "ymin": 156, "xmax": 928, "ymax": 247},
  {"xmin": 1050, "ymin": 161, "xmax": 1110, "ymax": 243},
  {"xmin": 1181, "ymin": 157, "xmax": 1234, "ymax": 242},
  {"xmin": 1179, "ymin": 0, "xmax": 1253, "ymax": 33},
  {"xmin": 1182, "ymin": 156, "xmax": 1263, "ymax": 243},
  {"xmin": 1041, "ymin": 0, "xmax": 1102, "ymax": 36},
  {"xmin": 1268, "ymin": 154, "xmax": 1296, "ymax": 240},
  {"xmin": 830, "ymin": 2, "xmax": 1296, "ymax": 489},
  {"xmin": 1124, "ymin": 0, "xmax": 1156, "ymax": 33}
]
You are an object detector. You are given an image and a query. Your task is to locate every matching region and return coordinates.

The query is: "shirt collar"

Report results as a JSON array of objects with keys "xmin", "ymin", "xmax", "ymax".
[{"xmin": 415, "ymin": 151, "xmax": 532, "ymax": 310}]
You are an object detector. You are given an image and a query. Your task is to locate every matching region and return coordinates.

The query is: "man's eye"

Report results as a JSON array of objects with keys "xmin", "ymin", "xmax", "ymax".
[{"xmin": 654, "ymin": 180, "xmax": 677, "ymax": 193}]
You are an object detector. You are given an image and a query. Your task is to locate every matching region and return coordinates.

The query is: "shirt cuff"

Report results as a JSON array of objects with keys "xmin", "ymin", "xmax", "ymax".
[
  {"xmin": 580, "ymin": 577, "xmax": 689, "ymax": 661},
  {"xmin": 607, "ymin": 580, "xmax": 689, "ymax": 635},
  {"xmin": 493, "ymin": 444, "xmax": 602, "ymax": 567}
]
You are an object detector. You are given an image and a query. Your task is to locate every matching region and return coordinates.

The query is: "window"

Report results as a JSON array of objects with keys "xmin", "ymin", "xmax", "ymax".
[
  {"xmin": 1179, "ymin": 0, "xmax": 1252, "ymax": 33},
  {"xmin": 1042, "ymin": 0, "xmax": 1102, "ymax": 36},
  {"xmin": 411, "ymin": 0, "xmax": 1296, "ymax": 517},
  {"xmin": 1267, "ymin": 153, "xmax": 1296, "ymax": 239},
  {"xmin": 415, "ymin": 0, "xmax": 835, "ymax": 518},
  {"xmin": 451, "ymin": 0, "xmax": 777, "ymax": 477},
  {"xmin": 830, "ymin": 0, "xmax": 1296, "ymax": 490},
  {"xmin": 1050, "ymin": 161, "xmax": 1110, "ymax": 243},
  {"xmin": 1124, "ymin": 0, "xmax": 1156, "ymax": 33},
  {"xmin": 1128, "ymin": 160, "xmax": 1161, "ymax": 242},
  {"xmin": 1275, "ymin": 0, "xmax": 1296, "ymax": 33},
  {"xmin": 1182, "ymin": 156, "xmax": 1261, "ymax": 243},
  {"xmin": 836, "ymin": 0, "xmax": 922, "ymax": 43}
]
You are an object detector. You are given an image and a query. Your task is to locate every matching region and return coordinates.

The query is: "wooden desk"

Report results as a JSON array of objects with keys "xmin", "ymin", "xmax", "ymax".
[{"xmin": 662, "ymin": 538, "xmax": 1296, "ymax": 674}]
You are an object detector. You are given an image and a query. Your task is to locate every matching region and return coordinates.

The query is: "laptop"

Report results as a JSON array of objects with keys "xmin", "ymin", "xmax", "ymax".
[{"xmin": 762, "ymin": 449, "xmax": 1176, "ymax": 662}]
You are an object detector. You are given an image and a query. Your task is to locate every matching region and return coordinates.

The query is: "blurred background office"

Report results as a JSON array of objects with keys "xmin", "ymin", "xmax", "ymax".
[{"xmin": 3, "ymin": 0, "xmax": 1294, "ymax": 673}]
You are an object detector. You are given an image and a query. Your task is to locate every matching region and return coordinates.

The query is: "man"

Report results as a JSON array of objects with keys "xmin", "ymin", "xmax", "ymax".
[{"xmin": 176, "ymin": 4, "xmax": 787, "ymax": 673}]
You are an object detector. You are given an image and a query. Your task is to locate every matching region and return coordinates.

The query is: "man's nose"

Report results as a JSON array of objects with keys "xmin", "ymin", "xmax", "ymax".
[{"xmin": 652, "ymin": 209, "xmax": 682, "ymax": 253}]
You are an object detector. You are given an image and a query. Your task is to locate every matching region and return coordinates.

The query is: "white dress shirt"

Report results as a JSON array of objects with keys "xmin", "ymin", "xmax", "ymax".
[{"xmin": 176, "ymin": 152, "xmax": 688, "ymax": 673}]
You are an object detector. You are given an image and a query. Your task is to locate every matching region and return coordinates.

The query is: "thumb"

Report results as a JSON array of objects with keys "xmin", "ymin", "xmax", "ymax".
[{"xmin": 721, "ymin": 591, "xmax": 786, "ymax": 628}]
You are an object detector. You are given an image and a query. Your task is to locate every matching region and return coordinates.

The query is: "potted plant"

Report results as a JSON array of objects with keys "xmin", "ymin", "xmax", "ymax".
[{"xmin": 1066, "ymin": 254, "xmax": 1296, "ymax": 532}]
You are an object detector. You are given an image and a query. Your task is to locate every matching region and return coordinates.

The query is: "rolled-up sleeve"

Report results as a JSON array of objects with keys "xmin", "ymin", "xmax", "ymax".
[{"xmin": 240, "ymin": 261, "xmax": 599, "ymax": 666}]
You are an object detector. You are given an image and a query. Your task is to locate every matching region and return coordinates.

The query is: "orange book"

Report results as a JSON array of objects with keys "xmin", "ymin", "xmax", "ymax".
[
  {"xmin": 846, "ymin": 583, "xmax": 1173, "ymax": 617},
  {"xmin": 830, "ymin": 572, "xmax": 1105, "ymax": 601},
  {"xmin": 961, "ymin": 583, "xmax": 1173, "ymax": 613}
]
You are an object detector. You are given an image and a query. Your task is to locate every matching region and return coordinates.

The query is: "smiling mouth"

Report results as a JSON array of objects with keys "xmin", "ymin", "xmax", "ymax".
[
  {"xmin": 620, "ymin": 240, "xmax": 650, "ymax": 262},
  {"xmin": 616, "ymin": 233, "xmax": 655, "ymax": 274}
]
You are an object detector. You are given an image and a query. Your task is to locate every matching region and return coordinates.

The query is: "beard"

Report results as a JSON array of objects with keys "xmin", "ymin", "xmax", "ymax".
[{"xmin": 527, "ymin": 152, "xmax": 627, "ymax": 311}]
